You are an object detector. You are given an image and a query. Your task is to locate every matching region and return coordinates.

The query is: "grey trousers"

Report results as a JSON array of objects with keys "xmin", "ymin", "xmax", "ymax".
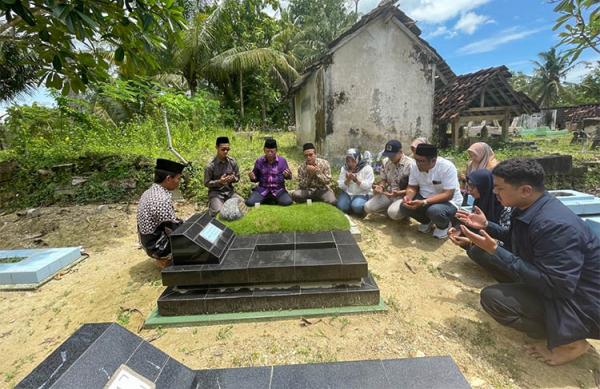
[
  {"xmin": 208, "ymin": 193, "xmax": 243, "ymax": 215},
  {"xmin": 364, "ymin": 195, "xmax": 405, "ymax": 220},
  {"xmin": 292, "ymin": 188, "xmax": 337, "ymax": 205}
]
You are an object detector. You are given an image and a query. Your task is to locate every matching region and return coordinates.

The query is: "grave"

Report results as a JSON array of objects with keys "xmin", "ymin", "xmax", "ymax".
[
  {"xmin": 549, "ymin": 189, "xmax": 600, "ymax": 216},
  {"xmin": 532, "ymin": 155, "xmax": 572, "ymax": 175},
  {"xmin": 0, "ymin": 247, "xmax": 83, "ymax": 289},
  {"xmin": 147, "ymin": 212, "xmax": 382, "ymax": 323},
  {"xmin": 17, "ymin": 323, "xmax": 471, "ymax": 389}
]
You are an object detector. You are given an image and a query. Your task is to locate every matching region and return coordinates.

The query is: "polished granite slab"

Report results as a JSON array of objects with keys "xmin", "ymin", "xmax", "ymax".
[
  {"xmin": 171, "ymin": 213, "xmax": 235, "ymax": 265},
  {"xmin": 157, "ymin": 274, "xmax": 380, "ymax": 316},
  {"xmin": 20, "ymin": 323, "xmax": 470, "ymax": 389},
  {"xmin": 162, "ymin": 231, "xmax": 367, "ymax": 287},
  {"xmin": 17, "ymin": 323, "xmax": 196, "ymax": 389}
]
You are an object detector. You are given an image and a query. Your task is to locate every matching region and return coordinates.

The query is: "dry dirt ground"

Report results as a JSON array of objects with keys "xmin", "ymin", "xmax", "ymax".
[{"xmin": 0, "ymin": 202, "xmax": 598, "ymax": 389}]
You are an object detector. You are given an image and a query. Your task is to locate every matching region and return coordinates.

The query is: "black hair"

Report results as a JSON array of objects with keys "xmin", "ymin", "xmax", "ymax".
[
  {"xmin": 154, "ymin": 169, "xmax": 176, "ymax": 184},
  {"xmin": 492, "ymin": 158, "xmax": 545, "ymax": 191}
]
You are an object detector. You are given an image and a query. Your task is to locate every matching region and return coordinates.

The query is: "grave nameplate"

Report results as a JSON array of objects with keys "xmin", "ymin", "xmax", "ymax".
[{"xmin": 170, "ymin": 212, "xmax": 235, "ymax": 265}]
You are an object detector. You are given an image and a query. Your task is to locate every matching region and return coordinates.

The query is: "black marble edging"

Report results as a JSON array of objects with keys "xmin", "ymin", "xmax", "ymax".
[
  {"xmin": 18, "ymin": 323, "xmax": 470, "ymax": 389},
  {"xmin": 162, "ymin": 231, "xmax": 368, "ymax": 287},
  {"xmin": 157, "ymin": 274, "xmax": 380, "ymax": 316}
]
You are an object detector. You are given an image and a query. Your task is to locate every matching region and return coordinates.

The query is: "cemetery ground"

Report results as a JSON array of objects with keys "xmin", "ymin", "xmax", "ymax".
[{"xmin": 0, "ymin": 201, "xmax": 599, "ymax": 388}]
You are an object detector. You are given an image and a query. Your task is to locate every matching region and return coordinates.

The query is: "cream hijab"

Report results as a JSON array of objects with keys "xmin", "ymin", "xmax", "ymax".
[{"xmin": 467, "ymin": 142, "xmax": 497, "ymax": 174}]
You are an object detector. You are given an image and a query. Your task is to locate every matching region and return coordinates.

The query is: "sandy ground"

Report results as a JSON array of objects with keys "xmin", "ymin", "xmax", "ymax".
[{"xmin": 0, "ymin": 203, "xmax": 598, "ymax": 389}]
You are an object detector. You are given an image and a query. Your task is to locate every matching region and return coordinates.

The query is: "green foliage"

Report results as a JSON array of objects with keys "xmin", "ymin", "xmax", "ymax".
[
  {"xmin": 552, "ymin": 0, "xmax": 600, "ymax": 63},
  {"xmin": 0, "ymin": 92, "xmax": 302, "ymax": 209},
  {"xmin": 288, "ymin": 0, "xmax": 357, "ymax": 64},
  {"xmin": 0, "ymin": 0, "xmax": 187, "ymax": 98},
  {"xmin": 529, "ymin": 48, "xmax": 572, "ymax": 108},
  {"xmin": 441, "ymin": 134, "xmax": 600, "ymax": 195},
  {"xmin": 0, "ymin": 42, "xmax": 38, "ymax": 102},
  {"xmin": 219, "ymin": 203, "xmax": 350, "ymax": 234}
]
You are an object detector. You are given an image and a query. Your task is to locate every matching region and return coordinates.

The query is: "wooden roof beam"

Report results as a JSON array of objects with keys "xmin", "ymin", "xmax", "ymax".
[{"xmin": 465, "ymin": 105, "xmax": 520, "ymax": 113}]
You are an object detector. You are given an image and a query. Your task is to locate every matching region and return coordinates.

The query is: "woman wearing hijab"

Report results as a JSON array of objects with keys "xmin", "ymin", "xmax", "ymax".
[
  {"xmin": 461, "ymin": 142, "xmax": 500, "ymax": 205},
  {"xmin": 337, "ymin": 148, "xmax": 374, "ymax": 216},
  {"xmin": 449, "ymin": 169, "xmax": 513, "ymax": 281},
  {"xmin": 410, "ymin": 137, "xmax": 428, "ymax": 156},
  {"xmin": 466, "ymin": 142, "xmax": 499, "ymax": 175},
  {"xmin": 466, "ymin": 169, "xmax": 511, "ymax": 228}
]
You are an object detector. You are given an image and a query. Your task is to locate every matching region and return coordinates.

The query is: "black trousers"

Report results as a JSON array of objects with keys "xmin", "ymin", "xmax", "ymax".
[
  {"xmin": 480, "ymin": 283, "xmax": 546, "ymax": 340},
  {"xmin": 467, "ymin": 245, "xmax": 516, "ymax": 283},
  {"xmin": 245, "ymin": 190, "xmax": 293, "ymax": 207}
]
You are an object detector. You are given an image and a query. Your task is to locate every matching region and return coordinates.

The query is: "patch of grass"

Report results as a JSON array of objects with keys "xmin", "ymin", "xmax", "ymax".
[
  {"xmin": 219, "ymin": 203, "xmax": 350, "ymax": 234},
  {"xmin": 117, "ymin": 310, "xmax": 131, "ymax": 326},
  {"xmin": 0, "ymin": 256, "xmax": 26, "ymax": 264},
  {"xmin": 216, "ymin": 325, "xmax": 233, "ymax": 340}
]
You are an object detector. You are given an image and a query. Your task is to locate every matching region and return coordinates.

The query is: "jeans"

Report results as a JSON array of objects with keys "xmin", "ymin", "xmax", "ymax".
[
  {"xmin": 398, "ymin": 194, "xmax": 457, "ymax": 229},
  {"xmin": 336, "ymin": 191, "xmax": 369, "ymax": 216}
]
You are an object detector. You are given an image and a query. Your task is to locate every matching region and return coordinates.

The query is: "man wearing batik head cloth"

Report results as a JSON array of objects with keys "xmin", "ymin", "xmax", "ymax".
[
  {"xmin": 137, "ymin": 158, "xmax": 186, "ymax": 268},
  {"xmin": 204, "ymin": 136, "xmax": 242, "ymax": 215},
  {"xmin": 246, "ymin": 138, "xmax": 293, "ymax": 206},
  {"xmin": 292, "ymin": 143, "xmax": 336, "ymax": 205}
]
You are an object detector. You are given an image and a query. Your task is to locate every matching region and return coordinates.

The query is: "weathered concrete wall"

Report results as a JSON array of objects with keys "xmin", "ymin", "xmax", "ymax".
[
  {"xmin": 322, "ymin": 17, "xmax": 435, "ymax": 158},
  {"xmin": 294, "ymin": 70, "xmax": 322, "ymax": 148}
]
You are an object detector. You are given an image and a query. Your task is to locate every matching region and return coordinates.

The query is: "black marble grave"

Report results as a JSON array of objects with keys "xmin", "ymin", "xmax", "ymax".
[
  {"xmin": 170, "ymin": 213, "xmax": 235, "ymax": 265},
  {"xmin": 18, "ymin": 323, "xmax": 471, "ymax": 389},
  {"xmin": 160, "ymin": 213, "xmax": 380, "ymax": 316}
]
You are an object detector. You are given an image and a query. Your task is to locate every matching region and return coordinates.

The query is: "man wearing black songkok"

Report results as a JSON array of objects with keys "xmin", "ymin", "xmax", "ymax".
[
  {"xmin": 291, "ymin": 143, "xmax": 336, "ymax": 205},
  {"xmin": 137, "ymin": 158, "xmax": 186, "ymax": 268},
  {"xmin": 398, "ymin": 143, "xmax": 463, "ymax": 239},
  {"xmin": 204, "ymin": 136, "xmax": 242, "ymax": 215},
  {"xmin": 246, "ymin": 138, "xmax": 293, "ymax": 206}
]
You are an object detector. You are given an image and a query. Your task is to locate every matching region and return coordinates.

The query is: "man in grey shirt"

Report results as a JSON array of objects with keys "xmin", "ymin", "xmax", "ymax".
[{"xmin": 204, "ymin": 136, "xmax": 242, "ymax": 215}]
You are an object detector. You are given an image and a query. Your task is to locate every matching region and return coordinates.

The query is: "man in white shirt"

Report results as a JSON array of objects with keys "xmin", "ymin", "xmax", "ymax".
[{"xmin": 398, "ymin": 143, "xmax": 462, "ymax": 239}]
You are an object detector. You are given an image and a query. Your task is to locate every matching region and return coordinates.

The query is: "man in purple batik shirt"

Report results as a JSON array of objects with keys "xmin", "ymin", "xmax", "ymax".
[{"xmin": 245, "ymin": 138, "xmax": 293, "ymax": 206}]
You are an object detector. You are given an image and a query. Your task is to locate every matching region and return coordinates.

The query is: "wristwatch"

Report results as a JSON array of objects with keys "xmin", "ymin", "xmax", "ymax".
[{"xmin": 422, "ymin": 199, "xmax": 428, "ymax": 206}]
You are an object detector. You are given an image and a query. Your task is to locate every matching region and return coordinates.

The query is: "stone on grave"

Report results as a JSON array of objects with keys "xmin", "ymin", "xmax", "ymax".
[{"xmin": 219, "ymin": 197, "xmax": 248, "ymax": 221}]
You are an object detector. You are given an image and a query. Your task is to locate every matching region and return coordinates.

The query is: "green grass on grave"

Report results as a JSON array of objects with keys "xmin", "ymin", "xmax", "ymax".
[
  {"xmin": 0, "ymin": 257, "xmax": 27, "ymax": 264},
  {"xmin": 219, "ymin": 202, "xmax": 350, "ymax": 235}
]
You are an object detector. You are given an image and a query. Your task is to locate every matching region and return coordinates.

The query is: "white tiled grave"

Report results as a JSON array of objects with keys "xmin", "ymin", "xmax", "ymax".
[{"xmin": 0, "ymin": 247, "xmax": 82, "ymax": 289}]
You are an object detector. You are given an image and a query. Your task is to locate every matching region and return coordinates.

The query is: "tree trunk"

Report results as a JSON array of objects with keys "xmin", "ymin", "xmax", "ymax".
[{"xmin": 239, "ymin": 70, "xmax": 244, "ymax": 119}]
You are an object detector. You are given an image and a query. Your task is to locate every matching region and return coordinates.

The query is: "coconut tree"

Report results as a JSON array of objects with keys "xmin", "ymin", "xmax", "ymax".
[
  {"xmin": 530, "ymin": 48, "xmax": 573, "ymax": 108},
  {"xmin": 206, "ymin": 46, "xmax": 299, "ymax": 119}
]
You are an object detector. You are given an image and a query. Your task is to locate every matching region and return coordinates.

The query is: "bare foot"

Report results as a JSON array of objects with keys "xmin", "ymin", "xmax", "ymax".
[{"xmin": 526, "ymin": 340, "xmax": 591, "ymax": 366}]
